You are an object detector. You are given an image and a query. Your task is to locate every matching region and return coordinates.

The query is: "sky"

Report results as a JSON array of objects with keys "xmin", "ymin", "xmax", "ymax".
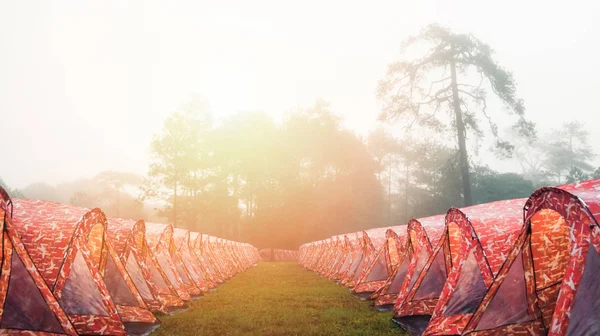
[{"xmin": 1, "ymin": 0, "xmax": 599, "ymax": 188}]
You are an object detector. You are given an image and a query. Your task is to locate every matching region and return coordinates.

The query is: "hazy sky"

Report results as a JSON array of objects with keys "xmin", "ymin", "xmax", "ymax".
[{"xmin": 1, "ymin": 0, "xmax": 599, "ymax": 188}]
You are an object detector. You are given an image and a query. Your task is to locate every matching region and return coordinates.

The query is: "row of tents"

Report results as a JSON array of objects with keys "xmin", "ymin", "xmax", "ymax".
[
  {"xmin": 298, "ymin": 178, "xmax": 600, "ymax": 335},
  {"xmin": 259, "ymin": 248, "xmax": 298, "ymax": 262},
  {"xmin": 0, "ymin": 186, "xmax": 259, "ymax": 335}
]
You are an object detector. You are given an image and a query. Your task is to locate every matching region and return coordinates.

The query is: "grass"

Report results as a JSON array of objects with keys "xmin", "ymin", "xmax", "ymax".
[{"xmin": 153, "ymin": 262, "xmax": 405, "ymax": 336}]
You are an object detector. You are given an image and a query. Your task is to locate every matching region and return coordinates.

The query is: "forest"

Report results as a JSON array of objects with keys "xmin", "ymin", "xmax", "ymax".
[{"xmin": 2, "ymin": 25, "xmax": 598, "ymax": 249}]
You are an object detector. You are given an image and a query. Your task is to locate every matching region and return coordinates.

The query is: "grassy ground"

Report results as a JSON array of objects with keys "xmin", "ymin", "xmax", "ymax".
[{"xmin": 153, "ymin": 262, "xmax": 404, "ymax": 335}]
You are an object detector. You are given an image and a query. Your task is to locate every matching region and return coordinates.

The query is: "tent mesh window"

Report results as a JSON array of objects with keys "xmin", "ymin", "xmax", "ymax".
[
  {"xmin": 407, "ymin": 247, "xmax": 429, "ymax": 292},
  {"xmin": 338, "ymin": 254, "xmax": 352, "ymax": 275},
  {"xmin": 365, "ymin": 251, "xmax": 388, "ymax": 282},
  {"xmin": 173, "ymin": 255, "xmax": 192, "ymax": 285},
  {"xmin": 347, "ymin": 252, "xmax": 363, "ymax": 278},
  {"xmin": 145, "ymin": 254, "xmax": 170, "ymax": 294},
  {"xmin": 331, "ymin": 253, "xmax": 343, "ymax": 271},
  {"xmin": 476, "ymin": 251, "xmax": 534, "ymax": 330},
  {"xmin": 414, "ymin": 249, "xmax": 447, "ymax": 300},
  {"xmin": 352, "ymin": 257, "xmax": 368, "ymax": 281},
  {"xmin": 565, "ymin": 244, "xmax": 600, "ymax": 335},
  {"xmin": 157, "ymin": 253, "xmax": 180, "ymax": 286},
  {"xmin": 126, "ymin": 252, "xmax": 154, "ymax": 301},
  {"xmin": 387, "ymin": 255, "xmax": 410, "ymax": 294},
  {"xmin": 443, "ymin": 248, "xmax": 487, "ymax": 316},
  {"xmin": 103, "ymin": 254, "xmax": 139, "ymax": 307},
  {"xmin": 59, "ymin": 250, "xmax": 109, "ymax": 316},
  {"xmin": 0, "ymin": 248, "xmax": 64, "ymax": 333}
]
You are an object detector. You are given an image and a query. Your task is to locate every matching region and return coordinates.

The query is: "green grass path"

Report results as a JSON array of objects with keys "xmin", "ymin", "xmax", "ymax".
[{"xmin": 153, "ymin": 262, "xmax": 404, "ymax": 335}]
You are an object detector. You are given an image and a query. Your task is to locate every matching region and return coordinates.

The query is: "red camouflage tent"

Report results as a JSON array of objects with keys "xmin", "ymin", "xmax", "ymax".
[
  {"xmin": 173, "ymin": 228, "xmax": 211, "ymax": 293},
  {"xmin": 339, "ymin": 234, "xmax": 364, "ymax": 286},
  {"xmin": 392, "ymin": 199, "xmax": 524, "ymax": 335},
  {"xmin": 107, "ymin": 217, "xmax": 178, "ymax": 314},
  {"xmin": 145, "ymin": 223, "xmax": 199, "ymax": 300},
  {"xmin": 11, "ymin": 198, "xmax": 127, "ymax": 335},
  {"xmin": 375, "ymin": 215, "xmax": 445, "ymax": 311},
  {"xmin": 0, "ymin": 189, "xmax": 78, "ymax": 335},
  {"xmin": 188, "ymin": 232, "xmax": 220, "ymax": 286},
  {"xmin": 331, "ymin": 235, "xmax": 354, "ymax": 281},
  {"xmin": 352, "ymin": 227, "xmax": 400, "ymax": 298},
  {"xmin": 460, "ymin": 179, "xmax": 600, "ymax": 335},
  {"xmin": 198, "ymin": 234, "xmax": 227, "ymax": 283}
]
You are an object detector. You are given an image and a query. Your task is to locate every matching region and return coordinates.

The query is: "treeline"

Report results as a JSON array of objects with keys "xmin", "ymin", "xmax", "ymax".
[
  {"xmin": 144, "ymin": 99, "xmax": 384, "ymax": 248},
  {"xmin": 3, "ymin": 104, "xmax": 598, "ymax": 249}
]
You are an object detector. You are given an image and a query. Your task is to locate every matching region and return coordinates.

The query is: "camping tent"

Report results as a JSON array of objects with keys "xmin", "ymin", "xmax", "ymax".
[
  {"xmin": 197, "ymin": 235, "xmax": 226, "ymax": 283},
  {"xmin": 11, "ymin": 198, "xmax": 127, "ymax": 335},
  {"xmin": 107, "ymin": 218, "xmax": 169, "ymax": 314},
  {"xmin": 368, "ymin": 227, "xmax": 409, "ymax": 304},
  {"xmin": 459, "ymin": 179, "xmax": 600, "ymax": 335},
  {"xmin": 324, "ymin": 236, "xmax": 346, "ymax": 278},
  {"xmin": 339, "ymin": 234, "xmax": 364, "ymax": 286},
  {"xmin": 393, "ymin": 199, "xmax": 525, "ymax": 335},
  {"xmin": 96, "ymin": 218, "xmax": 159, "ymax": 335},
  {"xmin": 352, "ymin": 227, "xmax": 399, "ymax": 298},
  {"xmin": 189, "ymin": 232, "xmax": 220, "ymax": 286},
  {"xmin": 0, "ymin": 188, "xmax": 78, "ymax": 335},
  {"xmin": 331, "ymin": 235, "xmax": 354, "ymax": 280},
  {"xmin": 173, "ymin": 228, "xmax": 211, "ymax": 292},
  {"xmin": 315, "ymin": 238, "xmax": 335, "ymax": 274},
  {"xmin": 110, "ymin": 218, "xmax": 186, "ymax": 313},
  {"xmin": 145, "ymin": 223, "xmax": 195, "ymax": 301},
  {"xmin": 375, "ymin": 215, "xmax": 445, "ymax": 311},
  {"xmin": 304, "ymin": 240, "xmax": 326, "ymax": 272}
]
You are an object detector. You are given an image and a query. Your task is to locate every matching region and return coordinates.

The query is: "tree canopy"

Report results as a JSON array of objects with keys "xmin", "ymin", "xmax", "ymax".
[{"xmin": 377, "ymin": 24, "xmax": 534, "ymax": 206}]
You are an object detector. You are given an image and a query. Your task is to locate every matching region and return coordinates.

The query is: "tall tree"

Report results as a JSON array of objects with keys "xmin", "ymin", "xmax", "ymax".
[
  {"xmin": 377, "ymin": 24, "xmax": 534, "ymax": 206},
  {"xmin": 146, "ymin": 99, "xmax": 213, "ymax": 227}
]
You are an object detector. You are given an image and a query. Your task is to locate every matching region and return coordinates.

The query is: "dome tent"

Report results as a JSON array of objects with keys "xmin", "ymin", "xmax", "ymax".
[
  {"xmin": 352, "ymin": 226, "xmax": 400, "ymax": 299},
  {"xmin": 375, "ymin": 215, "xmax": 445, "ymax": 311},
  {"xmin": 394, "ymin": 199, "xmax": 524, "ymax": 335},
  {"xmin": 11, "ymin": 198, "xmax": 127, "ymax": 335},
  {"xmin": 0, "ymin": 188, "xmax": 77, "ymax": 335},
  {"xmin": 461, "ymin": 179, "xmax": 600, "ymax": 335},
  {"xmin": 145, "ymin": 223, "xmax": 199, "ymax": 300},
  {"xmin": 173, "ymin": 228, "xmax": 211, "ymax": 292},
  {"xmin": 107, "ymin": 217, "xmax": 178, "ymax": 314}
]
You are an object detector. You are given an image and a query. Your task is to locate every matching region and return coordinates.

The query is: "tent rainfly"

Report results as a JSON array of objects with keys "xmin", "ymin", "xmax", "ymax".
[
  {"xmin": 107, "ymin": 217, "xmax": 174, "ymax": 314},
  {"xmin": 145, "ymin": 223, "xmax": 199, "ymax": 300},
  {"xmin": 375, "ymin": 215, "xmax": 446, "ymax": 311},
  {"xmin": 340, "ymin": 234, "xmax": 364, "ymax": 286},
  {"xmin": 460, "ymin": 179, "xmax": 600, "ymax": 335},
  {"xmin": 173, "ymin": 228, "xmax": 211, "ymax": 292},
  {"xmin": 0, "ymin": 188, "xmax": 78, "ymax": 335},
  {"xmin": 394, "ymin": 199, "xmax": 525, "ymax": 335},
  {"xmin": 11, "ymin": 198, "xmax": 127, "ymax": 335},
  {"xmin": 352, "ymin": 227, "xmax": 397, "ymax": 299},
  {"xmin": 188, "ymin": 231, "xmax": 218, "ymax": 288}
]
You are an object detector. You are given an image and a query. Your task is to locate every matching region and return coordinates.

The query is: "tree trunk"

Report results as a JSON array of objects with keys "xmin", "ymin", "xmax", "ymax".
[{"xmin": 450, "ymin": 55, "xmax": 473, "ymax": 206}]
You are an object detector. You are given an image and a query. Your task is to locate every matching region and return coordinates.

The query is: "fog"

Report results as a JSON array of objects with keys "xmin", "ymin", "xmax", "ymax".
[{"xmin": 1, "ymin": 0, "xmax": 599, "ymax": 188}]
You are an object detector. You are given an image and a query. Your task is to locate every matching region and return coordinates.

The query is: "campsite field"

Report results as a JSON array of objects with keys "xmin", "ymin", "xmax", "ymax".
[{"xmin": 153, "ymin": 262, "xmax": 405, "ymax": 335}]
